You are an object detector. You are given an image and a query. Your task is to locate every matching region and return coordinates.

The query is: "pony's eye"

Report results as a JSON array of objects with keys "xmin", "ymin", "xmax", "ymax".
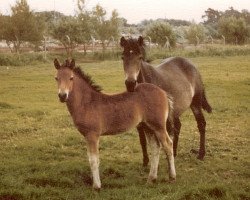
[
  {"xmin": 55, "ymin": 77, "xmax": 59, "ymax": 81},
  {"xmin": 70, "ymin": 76, "xmax": 73, "ymax": 81},
  {"xmin": 121, "ymin": 56, "xmax": 124, "ymax": 60}
]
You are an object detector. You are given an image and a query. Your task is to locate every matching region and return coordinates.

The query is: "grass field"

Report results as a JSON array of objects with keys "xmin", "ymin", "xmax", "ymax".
[{"xmin": 0, "ymin": 55, "xmax": 249, "ymax": 200}]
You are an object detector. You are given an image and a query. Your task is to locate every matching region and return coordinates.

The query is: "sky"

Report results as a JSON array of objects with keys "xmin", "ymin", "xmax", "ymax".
[{"xmin": 0, "ymin": 0, "xmax": 249, "ymax": 24}]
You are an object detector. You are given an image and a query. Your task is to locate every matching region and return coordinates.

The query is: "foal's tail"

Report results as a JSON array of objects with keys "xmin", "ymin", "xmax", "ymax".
[
  {"xmin": 167, "ymin": 95, "xmax": 175, "ymax": 135},
  {"xmin": 202, "ymin": 91, "xmax": 212, "ymax": 113}
]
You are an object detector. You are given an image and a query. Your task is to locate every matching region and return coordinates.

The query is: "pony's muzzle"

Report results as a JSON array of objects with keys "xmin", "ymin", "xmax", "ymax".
[
  {"xmin": 58, "ymin": 92, "xmax": 67, "ymax": 102},
  {"xmin": 125, "ymin": 80, "xmax": 137, "ymax": 92}
]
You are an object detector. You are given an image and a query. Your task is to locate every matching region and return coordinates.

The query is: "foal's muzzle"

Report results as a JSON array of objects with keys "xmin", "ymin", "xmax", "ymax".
[
  {"xmin": 125, "ymin": 80, "xmax": 137, "ymax": 92},
  {"xmin": 58, "ymin": 93, "xmax": 67, "ymax": 102}
]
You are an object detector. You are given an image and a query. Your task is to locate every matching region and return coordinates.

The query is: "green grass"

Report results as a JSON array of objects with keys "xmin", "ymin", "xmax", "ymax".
[{"xmin": 0, "ymin": 56, "xmax": 249, "ymax": 200}]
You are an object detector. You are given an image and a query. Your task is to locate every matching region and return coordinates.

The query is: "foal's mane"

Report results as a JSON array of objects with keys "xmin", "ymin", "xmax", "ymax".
[{"xmin": 73, "ymin": 67, "xmax": 102, "ymax": 93}]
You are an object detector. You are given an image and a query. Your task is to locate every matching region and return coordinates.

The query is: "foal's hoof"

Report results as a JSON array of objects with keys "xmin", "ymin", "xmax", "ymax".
[
  {"xmin": 93, "ymin": 185, "xmax": 101, "ymax": 192},
  {"xmin": 197, "ymin": 154, "xmax": 205, "ymax": 160},
  {"xmin": 147, "ymin": 177, "xmax": 157, "ymax": 184}
]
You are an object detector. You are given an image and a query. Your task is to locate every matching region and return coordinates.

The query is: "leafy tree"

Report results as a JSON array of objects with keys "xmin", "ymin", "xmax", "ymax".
[
  {"xmin": 218, "ymin": 16, "xmax": 249, "ymax": 44},
  {"xmin": 91, "ymin": 4, "xmax": 120, "ymax": 51},
  {"xmin": 51, "ymin": 16, "xmax": 85, "ymax": 56},
  {"xmin": 76, "ymin": 0, "xmax": 93, "ymax": 54},
  {"xmin": 145, "ymin": 21, "xmax": 176, "ymax": 47},
  {"xmin": 202, "ymin": 8, "xmax": 222, "ymax": 25},
  {"xmin": 1, "ymin": 0, "xmax": 44, "ymax": 53},
  {"xmin": 185, "ymin": 23, "xmax": 206, "ymax": 45}
]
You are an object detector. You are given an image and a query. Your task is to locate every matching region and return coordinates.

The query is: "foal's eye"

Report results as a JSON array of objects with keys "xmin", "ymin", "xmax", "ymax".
[
  {"xmin": 55, "ymin": 77, "xmax": 59, "ymax": 81},
  {"xmin": 70, "ymin": 77, "xmax": 73, "ymax": 81},
  {"xmin": 121, "ymin": 56, "xmax": 124, "ymax": 60}
]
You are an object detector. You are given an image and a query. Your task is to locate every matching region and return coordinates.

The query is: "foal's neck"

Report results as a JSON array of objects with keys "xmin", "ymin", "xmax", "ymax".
[{"xmin": 66, "ymin": 74, "xmax": 99, "ymax": 114}]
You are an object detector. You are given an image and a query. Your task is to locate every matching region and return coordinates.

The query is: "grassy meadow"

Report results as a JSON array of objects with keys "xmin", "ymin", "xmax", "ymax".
[{"xmin": 0, "ymin": 55, "xmax": 249, "ymax": 200}]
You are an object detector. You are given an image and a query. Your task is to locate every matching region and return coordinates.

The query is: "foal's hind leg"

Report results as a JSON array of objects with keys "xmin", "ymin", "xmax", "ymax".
[
  {"xmin": 137, "ymin": 123, "xmax": 149, "ymax": 166},
  {"xmin": 85, "ymin": 133, "xmax": 101, "ymax": 190},
  {"xmin": 153, "ymin": 128, "xmax": 176, "ymax": 181},
  {"xmin": 145, "ymin": 131, "xmax": 161, "ymax": 183},
  {"xmin": 191, "ymin": 105, "xmax": 206, "ymax": 160}
]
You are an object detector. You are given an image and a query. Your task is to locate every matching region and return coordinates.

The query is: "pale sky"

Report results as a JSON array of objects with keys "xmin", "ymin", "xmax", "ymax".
[{"xmin": 0, "ymin": 0, "xmax": 249, "ymax": 24}]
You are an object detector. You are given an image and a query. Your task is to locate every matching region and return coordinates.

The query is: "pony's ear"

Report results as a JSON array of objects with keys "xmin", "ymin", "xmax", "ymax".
[
  {"xmin": 120, "ymin": 36, "xmax": 127, "ymax": 47},
  {"xmin": 54, "ymin": 58, "xmax": 60, "ymax": 69},
  {"xmin": 70, "ymin": 59, "xmax": 75, "ymax": 69},
  {"xmin": 138, "ymin": 36, "xmax": 144, "ymax": 46}
]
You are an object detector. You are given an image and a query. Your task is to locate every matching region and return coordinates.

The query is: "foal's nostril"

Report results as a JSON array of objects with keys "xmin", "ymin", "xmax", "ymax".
[{"xmin": 58, "ymin": 93, "xmax": 67, "ymax": 102}]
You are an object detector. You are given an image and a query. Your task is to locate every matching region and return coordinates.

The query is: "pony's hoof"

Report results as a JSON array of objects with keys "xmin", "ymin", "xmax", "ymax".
[{"xmin": 168, "ymin": 177, "xmax": 176, "ymax": 183}]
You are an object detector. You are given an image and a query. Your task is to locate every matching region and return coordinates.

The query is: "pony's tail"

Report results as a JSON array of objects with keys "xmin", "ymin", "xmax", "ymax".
[{"xmin": 202, "ymin": 91, "xmax": 212, "ymax": 113}]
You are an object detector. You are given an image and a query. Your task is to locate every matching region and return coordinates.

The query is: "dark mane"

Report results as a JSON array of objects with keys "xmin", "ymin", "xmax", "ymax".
[
  {"xmin": 73, "ymin": 67, "xmax": 102, "ymax": 93},
  {"xmin": 122, "ymin": 38, "xmax": 146, "ymax": 60}
]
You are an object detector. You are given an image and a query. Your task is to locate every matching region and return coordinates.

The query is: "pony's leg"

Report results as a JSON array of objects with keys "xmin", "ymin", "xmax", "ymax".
[
  {"xmin": 191, "ymin": 105, "xmax": 206, "ymax": 160},
  {"xmin": 85, "ymin": 134, "xmax": 101, "ymax": 190},
  {"xmin": 154, "ymin": 128, "xmax": 176, "ymax": 181},
  {"xmin": 137, "ymin": 123, "xmax": 149, "ymax": 166},
  {"xmin": 145, "ymin": 132, "xmax": 161, "ymax": 183},
  {"xmin": 173, "ymin": 118, "xmax": 181, "ymax": 157}
]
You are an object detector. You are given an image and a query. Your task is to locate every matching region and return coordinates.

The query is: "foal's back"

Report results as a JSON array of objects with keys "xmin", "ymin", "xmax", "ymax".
[{"xmin": 100, "ymin": 83, "xmax": 169, "ymax": 135}]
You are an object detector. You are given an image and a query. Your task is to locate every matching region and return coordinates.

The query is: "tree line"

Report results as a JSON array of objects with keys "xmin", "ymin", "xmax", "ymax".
[{"xmin": 0, "ymin": 0, "xmax": 249, "ymax": 56}]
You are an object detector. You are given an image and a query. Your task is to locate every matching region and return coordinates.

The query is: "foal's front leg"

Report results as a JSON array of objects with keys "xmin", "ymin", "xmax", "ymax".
[{"xmin": 85, "ymin": 133, "xmax": 101, "ymax": 190}]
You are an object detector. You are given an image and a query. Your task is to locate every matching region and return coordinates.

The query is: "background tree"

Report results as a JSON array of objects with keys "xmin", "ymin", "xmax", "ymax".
[
  {"xmin": 2, "ymin": 0, "xmax": 44, "ymax": 53},
  {"xmin": 76, "ymin": 0, "xmax": 92, "ymax": 54},
  {"xmin": 91, "ymin": 5, "xmax": 120, "ymax": 51},
  {"xmin": 145, "ymin": 21, "xmax": 176, "ymax": 47},
  {"xmin": 185, "ymin": 23, "xmax": 206, "ymax": 45},
  {"xmin": 218, "ymin": 16, "xmax": 249, "ymax": 44},
  {"xmin": 51, "ymin": 16, "xmax": 86, "ymax": 56}
]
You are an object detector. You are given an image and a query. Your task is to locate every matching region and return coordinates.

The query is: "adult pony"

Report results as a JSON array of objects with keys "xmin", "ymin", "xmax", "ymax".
[
  {"xmin": 120, "ymin": 36, "xmax": 212, "ymax": 165},
  {"xmin": 53, "ymin": 59, "xmax": 176, "ymax": 190}
]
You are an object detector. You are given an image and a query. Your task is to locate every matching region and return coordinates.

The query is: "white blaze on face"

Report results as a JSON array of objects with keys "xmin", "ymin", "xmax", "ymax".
[{"xmin": 125, "ymin": 70, "xmax": 139, "ymax": 82}]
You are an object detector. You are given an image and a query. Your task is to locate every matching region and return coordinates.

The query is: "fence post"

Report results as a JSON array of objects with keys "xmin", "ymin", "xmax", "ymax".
[
  {"xmin": 222, "ymin": 35, "xmax": 225, "ymax": 45},
  {"xmin": 43, "ymin": 36, "xmax": 47, "ymax": 60},
  {"xmin": 164, "ymin": 36, "xmax": 170, "ymax": 50},
  {"xmin": 146, "ymin": 36, "xmax": 151, "ymax": 51},
  {"xmin": 91, "ymin": 36, "xmax": 95, "ymax": 53}
]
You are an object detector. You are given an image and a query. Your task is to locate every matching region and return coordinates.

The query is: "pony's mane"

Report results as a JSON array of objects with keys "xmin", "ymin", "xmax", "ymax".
[{"xmin": 73, "ymin": 67, "xmax": 102, "ymax": 93}]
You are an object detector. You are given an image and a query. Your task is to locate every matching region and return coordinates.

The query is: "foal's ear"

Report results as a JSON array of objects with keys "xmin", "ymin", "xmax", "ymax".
[
  {"xmin": 70, "ymin": 59, "xmax": 75, "ymax": 69},
  {"xmin": 120, "ymin": 36, "xmax": 127, "ymax": 47},
  {"xmin": 138, "ymin": 36, "xmax": 144, "ymax": 46},
  {"xmin": 54, "ymin": 58, "xmax": 60, "ymax": 69}
]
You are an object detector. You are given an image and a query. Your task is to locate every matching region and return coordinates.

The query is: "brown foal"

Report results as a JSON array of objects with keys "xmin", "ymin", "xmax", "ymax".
[{"xmin": 53, "ymin": 59, "xmax": 176, "ymax": 190}]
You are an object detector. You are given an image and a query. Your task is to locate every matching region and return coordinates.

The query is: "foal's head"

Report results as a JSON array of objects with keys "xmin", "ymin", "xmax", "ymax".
[
  {"xmin": 120, "ymin": 36, "xmax": 145, "ymax": 92},
  {"xmin": 54, "ymin": 59, "xmax": 75, "ymax": 102}
]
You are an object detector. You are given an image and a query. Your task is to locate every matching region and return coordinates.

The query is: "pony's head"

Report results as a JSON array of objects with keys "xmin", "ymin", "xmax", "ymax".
[
  {"xmin": 120, "ymin": 36, "xmax": 145, "ymax": 92},
  {"xmin": 54, "ymin": 59, "xmax": 75, "ymax": 102}
]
